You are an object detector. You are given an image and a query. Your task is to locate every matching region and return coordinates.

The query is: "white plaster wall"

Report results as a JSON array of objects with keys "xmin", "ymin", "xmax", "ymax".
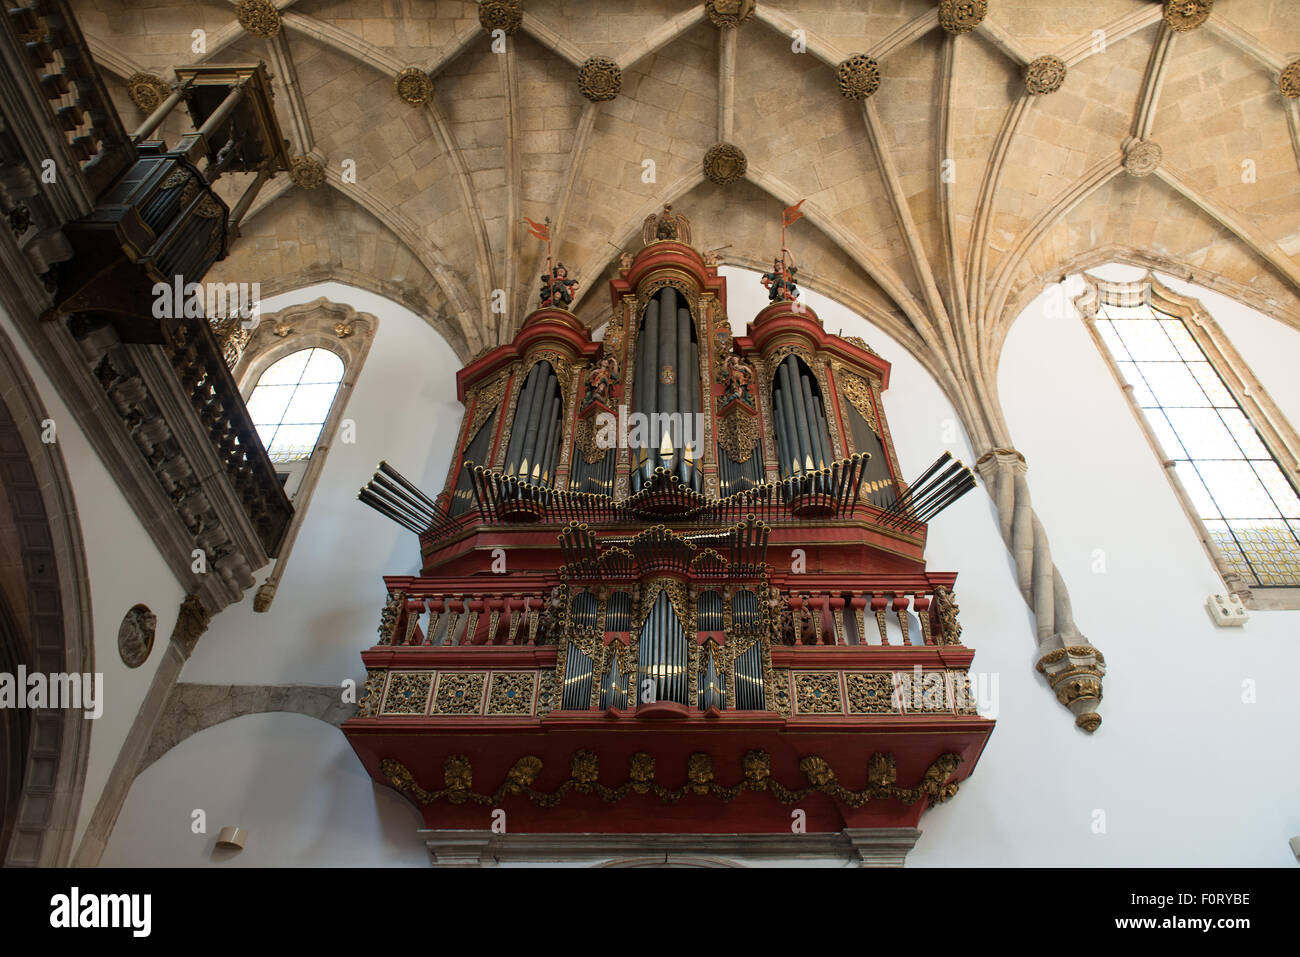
[
  {"xmin": 100, "ymin": 712, "xmax": 426, "ymax": 866},
  {"xmin": 913, "ymin": 269, "xmax": 1300, "ymax": 867},
  {"xmin": 0, "ymin": 306, "xmax": 186, "ymax": 853},
  {"xmin": 80, "ymin": 269, "xmax": 1300, "ymax": 865},
  {"xmin": 180, "ymin": 282, "xmax": 465, "ymax": 688}
]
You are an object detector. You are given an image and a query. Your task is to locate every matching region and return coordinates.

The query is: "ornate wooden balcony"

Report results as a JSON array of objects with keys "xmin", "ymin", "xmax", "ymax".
[{"xmin": 0, "ymin": 5, "xmax": 292, "ymax": 610}]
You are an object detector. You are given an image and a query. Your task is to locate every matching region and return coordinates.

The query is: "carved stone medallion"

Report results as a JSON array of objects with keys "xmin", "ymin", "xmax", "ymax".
[
  {"xmin": 479, "ymin": 0, "xmax": 522, "ymax": 35},
  {"xmin": 117, "ymin": 603, "xmax": 157, "ymax": 668},
  {"xmin": 938, "ymin": 0, "xmax": 988, "ymax": 35},
  {"xmin": 289, "ymin": 155, "xmax": 325, "ymax": 190},
  {"xmin": 395, "ymin": 67, "xmax": 434, "ymax": 105},
  {"xmin": 1163, "ymin": 0, "xmax": 1212, "ymax": 32},
  {"xmin": 1280, "ymin": 61, "xmax": 1300, "ymax": 99},
  {"xmin": 1123, "ymin": 139, "xmax": 1162, "ymax": 177},
  {"xmin": 703, "ymin": 142, "xmax": 747, "ymax": 186},
  {"xmin": 705, "ymin": 0, "xmax": 756, "ymax": 28},
  {"xmin": 235, "ymin": 0, "xmax": 281, "ymax": 38},
  {"xmin": 837, "ymin": 54, "xmax": 881, "ymax": 100},
  {"xmin": 1024, "ymin": 55, "xmax": 1066, "ymax": 95},
  {"xmin": 126, "ymin": 72, "xmax": 171, "ymax": 113},
  {"xmin": 578, "ymin": 57, "xmax": 622, "ymax": 102}
]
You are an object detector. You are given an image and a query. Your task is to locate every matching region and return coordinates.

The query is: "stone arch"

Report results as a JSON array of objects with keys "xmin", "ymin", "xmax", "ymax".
[
  {"xmin": 139, "ymin": 684, "xmax": 353, "ymax": 775},
  {"xmin": 0, "ymin": 322, "xmax": 94, "ymax": 867}
]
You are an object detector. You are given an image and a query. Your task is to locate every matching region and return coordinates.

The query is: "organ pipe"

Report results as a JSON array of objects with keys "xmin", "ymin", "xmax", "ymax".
[
  {"xmin": 518, "ymin": 368, "xmax": 554, "ymax": 478},
  {"xmin": 656, "ymin": 288, "xmax": 678, "ymax": 453},
  {"xmin": 799, "ymin": 372, "xmax": 826, "ymax": 469},
  {"xmin": 776, "ymin": 360, "xmax": 806, "ymax": 474},
  {"xmin": 501, "ymin": 363, "xmax": 539, "ymax": 477}
]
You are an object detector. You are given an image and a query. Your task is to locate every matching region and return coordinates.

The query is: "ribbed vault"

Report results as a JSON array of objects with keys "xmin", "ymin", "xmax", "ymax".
[{"xmin": 74, "ymin": 0, "xmax": 1300, "ymax": 445}]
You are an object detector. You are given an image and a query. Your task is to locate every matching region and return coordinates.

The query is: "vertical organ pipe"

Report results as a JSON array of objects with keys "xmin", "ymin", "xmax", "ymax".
[
  {"xmin": 537, "ymin": 395, "xmax": 561, "ymax": 484},
  {"xmin": 638, "ymin": 297, "xmax": 660, "ymax": 484},
  {"xmin": 813, "ymin": 394, "xmax": 834, "ymax": 466},
  {"xmin": 799, "ymin": 371, "xmax": 826, "ymax": 469},
  {"xmin": 657, "ymin": 289, "xmax": 678, "ymax": 461},
  {"xmin": 786, "ymin": 356, "xmax": 815, "ymax": 471},
  {"xmin": 520, "ymin": 369, "xmax": 555, "ymax": 479},
  {"xmin": 675, "ymin": 305, "xmax": 691, "ymax": 476},
  {"xmin": 776, "ymin": 361, "xmax": 805, "ymax": 474},
  {"xmin": 502, "ymin": 363, "xmax": 539, "ymax": 475}
]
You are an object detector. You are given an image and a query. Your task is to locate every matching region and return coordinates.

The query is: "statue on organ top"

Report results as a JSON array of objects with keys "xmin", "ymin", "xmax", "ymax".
[
  {"xmin": 761, "ymin": 257, "xmax": 800, "ymax": 303},
  {"xmin": 539, "ymin": 262, "xmax": 579, "ymax": 308}
]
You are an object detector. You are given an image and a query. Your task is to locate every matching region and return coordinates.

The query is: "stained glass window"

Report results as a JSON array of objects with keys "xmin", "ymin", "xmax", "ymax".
[
  {"xmin": 246, "ymin": 348, "xmax": 344, "ymax": 463},
  {"xmin": 1093, "ymin": 301, "xmax": 1300, "ymax": 587}
]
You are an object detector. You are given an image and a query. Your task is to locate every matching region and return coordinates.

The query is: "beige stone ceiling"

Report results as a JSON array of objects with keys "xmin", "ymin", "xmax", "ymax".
[{"xmin": 74, "ymin": 0, "xmax": 1300, "ymax": 444}]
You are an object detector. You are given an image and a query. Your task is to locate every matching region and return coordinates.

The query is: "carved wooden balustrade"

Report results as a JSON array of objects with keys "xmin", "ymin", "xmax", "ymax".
[
  {"xmin": 5, "ymin": 0, "xmax": 134, "ymax": 197},
  {"xmin": 773, "ymin": 584, "xmax": 961, "ymax": 647},
  {"xmin": 163, "ymin": 314, "xmax": 292, "ymax": 555}
]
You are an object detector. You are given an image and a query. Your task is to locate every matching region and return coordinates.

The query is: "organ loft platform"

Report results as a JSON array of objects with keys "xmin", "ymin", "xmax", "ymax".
[{"xmin": 343, "ymin": 206, "xmax": 993, "ymax": 839}]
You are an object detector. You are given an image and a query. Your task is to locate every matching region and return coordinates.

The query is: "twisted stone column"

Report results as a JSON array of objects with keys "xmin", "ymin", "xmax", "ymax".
[{"xmin": 975, "ymin": 449, "xmax": 1106, "ymax": 732}]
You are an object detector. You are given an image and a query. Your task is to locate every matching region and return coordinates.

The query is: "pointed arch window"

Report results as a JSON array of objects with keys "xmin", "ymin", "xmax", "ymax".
[
  {"xmin": 231, "ymin": 301, "xmax": 375, "ymax": 612},
  {"xmin": 1083, "ymin": 277, "xmax": 1300, "ymax": 599},
  {"xmin": 247, "ymin": 348, "xmax": 344, "ymax": 468}
]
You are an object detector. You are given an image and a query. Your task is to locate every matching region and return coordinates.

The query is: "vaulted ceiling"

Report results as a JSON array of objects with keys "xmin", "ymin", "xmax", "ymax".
[{"xmin": 74, "ymin": 0, "xmax": 1300, "ymax": 441}]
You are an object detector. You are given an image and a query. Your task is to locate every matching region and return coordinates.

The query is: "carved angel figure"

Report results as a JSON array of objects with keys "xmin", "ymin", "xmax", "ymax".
[
  {"xmin": 720, "ymin": 354, "xmax": 755, "ymax": 406},
  {"xmin": 583, "ymin": 353, "xmax": 620, "ymax": 407}
]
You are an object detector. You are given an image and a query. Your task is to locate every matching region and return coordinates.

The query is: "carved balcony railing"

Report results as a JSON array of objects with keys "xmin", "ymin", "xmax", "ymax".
[
  {"xmin": 163, "ymin": 314, "xmax": 292, "ymax": 555},
  {"xmin": 1, "ymin": 6, "xmax": 294, "ymax": 610},
  {"xmin": 376, "ymin": 586, "xmax": 561, "ymax": 648},
  {"xmin": 774, "ymin": 584, "xmax": 963, "ymax": 648},
  {"xmin": 5, "ymin": 0, "xmax": 134, "ymax": 197}
]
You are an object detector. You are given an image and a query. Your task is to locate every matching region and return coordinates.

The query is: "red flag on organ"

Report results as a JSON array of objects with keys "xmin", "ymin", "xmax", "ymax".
[
  {"xmin": 782, "ymin": 199, "xmax": 805, "ymax": 227},
  {"xmin": 523, "ymin": 217, "xmax": 550, "ymax": 241}
]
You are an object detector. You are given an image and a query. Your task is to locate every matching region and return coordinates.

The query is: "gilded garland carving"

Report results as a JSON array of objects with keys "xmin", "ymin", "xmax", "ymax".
[
  {"xmin": 838, "ymin": 369, "xmax": 879, "ymax": 434},
  {"xmin": 578, "ymin": 57, "xmax": 622, "ymax": 102},
  {"xmin": 703, "ymin": 142, "xmax": 748, "ymax": 186},
  {"xmin": 794, "ymin": 672, "xmax": 842, "ymax": 714},
  {"xmin": 381, "ymin": 672, "xmax": 433, "ymax": 715},
  {"xmin": 433, "ymin": 672, "xmax": 487, "ymax": 714},
  {"xmin": 1280, "ymin": 61, "xmax": 1300, "ymax": 99},
  {"xmin": 377, "ymin": 590, "xmax": 405, "ymax": 645},
  {"xmin": 837, "ymin": 55, "xmax": 881, "ymax": 100},
  {"xmin": 536, "ymin": 671, "xmax": 557, "ymax": 715},
  {"xmin": 487, "ymin": 672, "xmax": 535, "ymax": 715},
  {"xmin": 1025, "ymin": 55, "xmax": 1066, "ymax": 95},
  {"xmin": 235, "ymin": 0, "xmax": 281, "ymax": 38},
  {"xmin": 705, "ymin": 0, "xmax": 756, "ymax": 28},
  {"xmin": 126, "ymin": 73, "xmax": 171, "ymax": 114},
  {"xmin": 396, "ymin": 67, "xmax": 434, "ymax": 105},
  {"xmin": 771, "ymin": 668, "xmax": 791, "ymax": 716},
  {"xmin": 479, "ymin": 0, "xmax": 522, "ymax": 35},
  {"xmin": 574, "ymin": 415, "xmax": 609, "ymax": 465},
  {"xmin": 716, "ymin": 404, "xmax": 760, "ymax": 463},
  {"xmin": 380, "ymin": 749, "xmax": 965, "ymax": 809},
  {"xmin": 938, "ymin": 0, "xmax": 987, "ymax": 35},
  {"xmin": 1163, "ymin": 0, "xmax": 1212, "ymax": 32},
  {"xmin": 934, "ymin": 585, "xmax": 961, "ymax": 645},
  {"xmin": 289, "ymin": 155, "xmax": 325, "ymax": 190},
  {"xmin": 468, "ymin": 373, "xmax": 508, "ymax": 438},
  {"xmin": 356, "ymin": 670, "xmax": 387, "ymax": 718},
  {"xmin": 845, "ymin": 672, "xmax": 896, "ymax": 714}
]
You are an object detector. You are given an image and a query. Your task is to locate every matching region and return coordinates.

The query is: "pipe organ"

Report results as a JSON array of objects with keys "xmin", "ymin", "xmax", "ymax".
[
  {"xmin": 631, "ymin": 286, "xmax": 702, "ymax": 493},
  {"xmin": 347, "ymin": 204, "xmax": 992, "ymax": 843}
]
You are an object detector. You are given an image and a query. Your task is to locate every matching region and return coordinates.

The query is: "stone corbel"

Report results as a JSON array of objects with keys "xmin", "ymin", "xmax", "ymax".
[{"xmin": 975, "ymin": 448, "xmax": 1106, "ymax": 733}]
